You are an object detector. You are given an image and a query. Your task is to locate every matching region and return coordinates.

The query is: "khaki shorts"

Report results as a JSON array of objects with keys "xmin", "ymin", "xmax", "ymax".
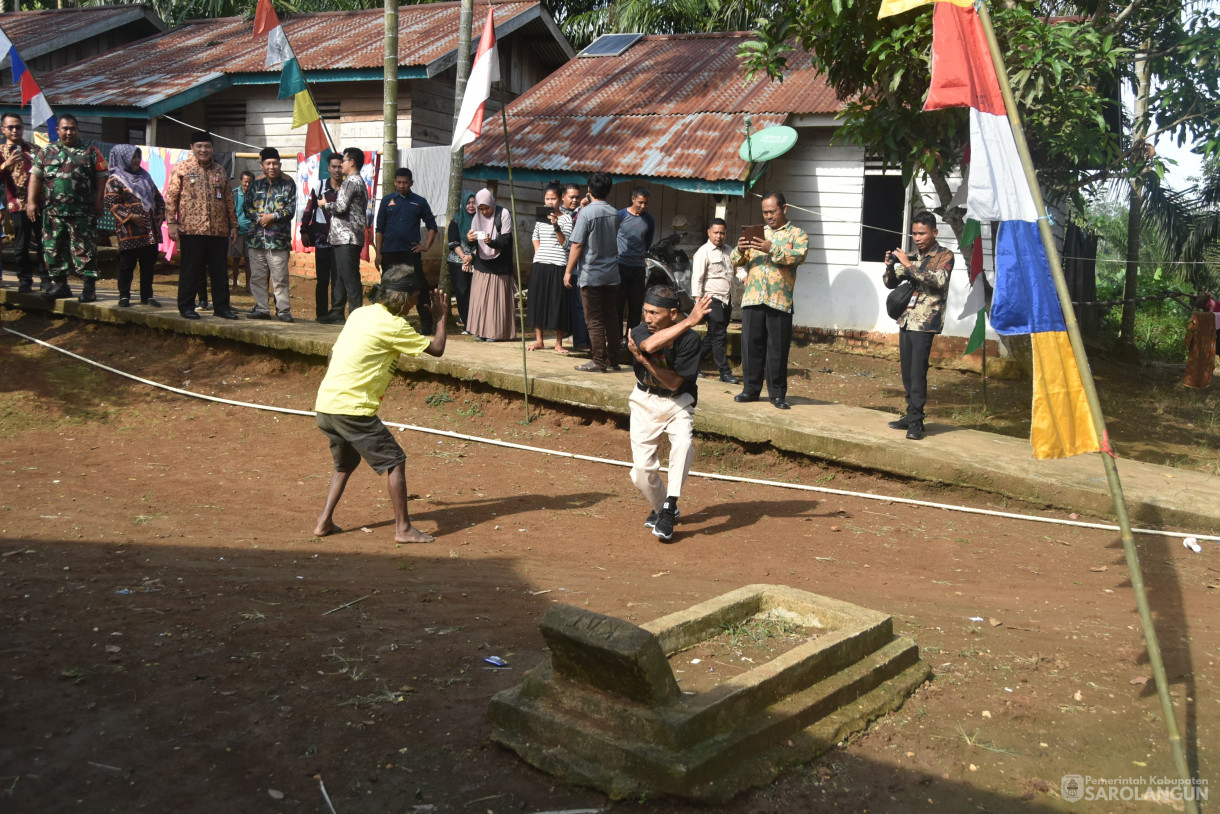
[{"xmin": 316, "ymin": 412, "xmax": 406, "ymax": 474}]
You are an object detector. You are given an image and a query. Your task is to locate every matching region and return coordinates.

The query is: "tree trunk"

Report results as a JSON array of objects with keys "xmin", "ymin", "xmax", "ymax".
[
  {"xmin": 1118, "ymin": 41, "xmax": 1152, "ymax": 358},
  {"xmin": 925, "ymin": 164, "xmax": 966, "ymax": 247}
]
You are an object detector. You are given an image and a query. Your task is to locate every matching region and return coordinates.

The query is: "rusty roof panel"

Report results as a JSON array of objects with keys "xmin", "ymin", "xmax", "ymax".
[
  {"xmin": 0, "ymin": 2, "xmax": 538, "ymax": 109},
  {"xmin": 464, "ymin": 33, "xmax": 840, "ymax": 183},
  {"xmin": 509, "ymin": 33, "xmax": 840, "ymax": 118},
  {"xmin": 0, "ymin": 5, "xmax": 157, "ymax": 59},
  {"xmin": 470, "ymin": 112, "xmax": 786, "ymax": 182}
]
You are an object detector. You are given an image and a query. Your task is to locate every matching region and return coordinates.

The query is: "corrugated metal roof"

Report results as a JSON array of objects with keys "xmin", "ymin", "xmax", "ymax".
[
  {"xmin": 0, "ymin": 5, "xmax": 160, "ymax": 62},
  {"xmin": 464, "ymin": 33, "xmax": 842, "ymax": 184},
  {"xmin": 0, "ymin": 1, "xmax": 542, "ymax": 111}
]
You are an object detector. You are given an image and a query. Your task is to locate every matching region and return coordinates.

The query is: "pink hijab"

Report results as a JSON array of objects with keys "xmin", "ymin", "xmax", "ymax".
[{"xmin": 471, "ymin": 188, "xmax": 510, "ymax": 260}]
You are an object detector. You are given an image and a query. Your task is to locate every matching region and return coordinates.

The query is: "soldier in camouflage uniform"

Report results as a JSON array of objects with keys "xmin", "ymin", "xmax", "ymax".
[{"xmin": 26, "ymin": 114, "xmax": 108, "ymax": 303}]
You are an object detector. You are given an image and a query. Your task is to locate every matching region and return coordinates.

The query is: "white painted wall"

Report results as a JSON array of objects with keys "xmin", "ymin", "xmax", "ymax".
[{"xmin": 760, "ymin": 127, "xmax": 997, "ymax": 342}]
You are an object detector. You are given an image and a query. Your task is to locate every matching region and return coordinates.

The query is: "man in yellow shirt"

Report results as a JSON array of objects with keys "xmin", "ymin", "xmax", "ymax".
[{"xmin": 313, "ymin": 265, "xmax": 447, "ymax": 543}]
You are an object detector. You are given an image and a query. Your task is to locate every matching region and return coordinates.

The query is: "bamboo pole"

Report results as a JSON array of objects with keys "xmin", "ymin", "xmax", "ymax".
[
  {"xmin": 381, "ymin": 0, "xmax": 399, "ymax": 198},
  {"xmin": 442, "ymin": 0, "xmax": 476, "ymax": 301},
  {"xmin": 499, "ymin": 87, "xmax": 531, "ymax": 423},
  {"xmin": 974, "ymin": 5, "xmax": 1197, "ymax": 808}
]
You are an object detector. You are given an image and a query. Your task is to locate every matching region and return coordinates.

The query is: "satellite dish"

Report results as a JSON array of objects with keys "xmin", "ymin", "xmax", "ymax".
[{"xmin": 738, "ymin": 125, "xmax": 798, "ymax": 163}]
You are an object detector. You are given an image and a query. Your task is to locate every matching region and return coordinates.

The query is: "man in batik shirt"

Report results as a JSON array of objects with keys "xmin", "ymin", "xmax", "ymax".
[
  {"xmin": 883, "ymin": 210, "xmax": 954, "ymax": 441},
  {"xmin": 243, "ymin": 146, "xmax": 297, "ymax": 322},
  {"xmin": 730, "ymin": 191, "xmax": 809, "ymax": 410}
]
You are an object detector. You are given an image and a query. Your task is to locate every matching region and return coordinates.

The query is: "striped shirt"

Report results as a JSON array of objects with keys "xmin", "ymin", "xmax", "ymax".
[{"xmin": 532, "ymin": 215, "xmax": 570, "ymax": 266}]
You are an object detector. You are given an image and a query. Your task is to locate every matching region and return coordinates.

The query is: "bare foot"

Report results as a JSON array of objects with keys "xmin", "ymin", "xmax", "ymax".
[
  {"xmin": 553, "ymin": 344, "xmax": 569, "ymax": 354},
  {"xmin": 313, "ymin": 520, "xmax": 342, "ymax": 537},
  {"xmin": 527, "ymin": 342, "xmax": 545, "ymax": 351},
  {"xmin": 396, "ymin": 524, "xmax": 435, "ymax": 543}
]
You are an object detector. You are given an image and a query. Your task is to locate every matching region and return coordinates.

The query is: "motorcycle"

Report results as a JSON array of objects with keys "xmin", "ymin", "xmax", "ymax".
[{"xmin": 644, "ymin": 230, "xmax": 694, "ymax": 312}]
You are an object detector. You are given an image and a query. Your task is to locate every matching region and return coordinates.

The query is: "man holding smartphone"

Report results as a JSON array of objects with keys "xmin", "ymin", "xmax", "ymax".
[
  {"xmin": 730, "ymin": 191, "xmax": 808, "ymax": 409},
  {"xmin": 882, "ymin": 210, "xmax": 954, "ymax": 440}
]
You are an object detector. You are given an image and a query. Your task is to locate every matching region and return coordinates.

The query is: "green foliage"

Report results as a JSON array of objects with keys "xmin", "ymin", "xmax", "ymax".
[{"xmin": 551, "ymin": 0, "xmax": 784, "ymax": 50}]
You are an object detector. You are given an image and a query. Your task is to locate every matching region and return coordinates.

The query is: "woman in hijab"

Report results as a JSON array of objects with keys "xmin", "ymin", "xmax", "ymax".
[
  {"xmin": 465, "ymin": 188, "xmax": 516, "ymax": 341},
  {"xmin": 446, "ymin": 194, "xmax": 477, "ymax": 331},
  {"xmin": 105, "ymin": 144, "xmax": 165, "ymax": 307}
]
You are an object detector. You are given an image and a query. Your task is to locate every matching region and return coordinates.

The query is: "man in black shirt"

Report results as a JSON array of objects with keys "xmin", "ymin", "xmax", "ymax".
[{"xmin": 626, "ymin": 285, "xmax": 711, "ymax": 542}]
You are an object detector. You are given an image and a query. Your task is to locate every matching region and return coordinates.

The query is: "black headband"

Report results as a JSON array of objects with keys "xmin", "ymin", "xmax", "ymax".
[
  {"xmin": 644, "ymin": 291, "xmax": 679, "ymax": 310},
  {"xmin": 382, "ymin": 275, "xmax": 418, "ymax": 294}
]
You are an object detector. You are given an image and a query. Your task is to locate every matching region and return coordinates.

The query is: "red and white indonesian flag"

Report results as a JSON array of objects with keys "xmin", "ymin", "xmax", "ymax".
[{"xmin": 450, "ymin": 7, "xmax": 499, "ymax": 152}]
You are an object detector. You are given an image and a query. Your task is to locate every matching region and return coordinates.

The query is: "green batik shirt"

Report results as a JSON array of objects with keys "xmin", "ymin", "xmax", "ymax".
[
  {"xmin": 242, "ymin": 175, "xmax": 297, "ymax": 251},
  {"xmin": 730, "ymin": 221, "xmax": 809, "ymax": 314},
  {"xmin": 31, "ymin": 141, "xmax": 107, "ymax": 216}
]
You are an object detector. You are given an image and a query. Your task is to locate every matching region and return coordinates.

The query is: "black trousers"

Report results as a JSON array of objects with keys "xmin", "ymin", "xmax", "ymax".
[
  {"xmin": 616, "ymin": 263, "xmax": 646, "ymax": 338},
  {"xmin": 381, "ymin": 250, "xmax": 433, "ymax": 334},
  {"xmin": 700, "ymin": 298, "xmax": 733, "ymax": 375},
  {"xmin": 314, "ymin": 246, "xmax": 335, "ymax": 320},
  {"xmin": 448, "ymin": 261, "xmax": 471, "ymax": 325},
  {"xmin": 899, "ymin": 327, "xmax": 935, "ymax": 422},
  {"xmin": 118, "ymin": 244, "xmax": 158, "ymax": 302},
  {"xmin": 581, "ymin": 283, "xmax": 620, "ymax": 370},
  {"xmin": 740, "ymin": 304, "xmax": 793, "ymax": 400},
  {"xmin": 11, "ymin": 209, "xmax": 47, "ymax": 287},
  {"xmin": 177, "ymin": 234, "xmax": 230, "ymax": 314},
  {"xmin": 329, "ymin": 243, "xmax": 364, "ymax": 317}
]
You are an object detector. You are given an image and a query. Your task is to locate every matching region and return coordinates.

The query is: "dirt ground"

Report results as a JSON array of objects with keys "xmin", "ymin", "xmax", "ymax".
[
  {"xmin": 89, "ymin": 268, "xmax": 1220, "ymax": 477},
  {"xmin": 1, "ymin": 306, "xmax": 1217, "ymax": 813}
]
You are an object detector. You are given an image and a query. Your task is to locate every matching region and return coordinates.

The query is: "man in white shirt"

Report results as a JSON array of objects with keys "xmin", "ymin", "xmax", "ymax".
[{"xmin": 690, "ymin": 218, "xmax": 739, "ymax": 384}]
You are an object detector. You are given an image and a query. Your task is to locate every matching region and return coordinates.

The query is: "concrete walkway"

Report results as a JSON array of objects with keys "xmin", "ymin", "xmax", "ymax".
[{"xmin": 4, "ymin": 285, "xmax": 1217, "ymax": 534}]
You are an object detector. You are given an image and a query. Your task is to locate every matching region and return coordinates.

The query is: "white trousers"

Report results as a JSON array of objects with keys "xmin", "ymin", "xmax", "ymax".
[
  {"xmin": 629, "ymin": 388, "xmax": 695, "ymax": 511},
  {"xmin": 248, "ymin": 248, "xmax": 291, "ymax": 315}
]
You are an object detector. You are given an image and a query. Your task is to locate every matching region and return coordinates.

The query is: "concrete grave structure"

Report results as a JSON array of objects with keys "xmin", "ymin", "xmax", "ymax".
[{"xmin": 488, "ymin": 584, "xmax": 930, "ymax": 802}]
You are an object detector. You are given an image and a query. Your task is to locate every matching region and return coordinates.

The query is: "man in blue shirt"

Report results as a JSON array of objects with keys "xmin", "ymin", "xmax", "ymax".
[
  {"xmin": 617, "ymin": 186, "xmax": 655, "ymax": 342},
  {"xmin": 374, "ymin": 168, "xmax": 438, "ymax": 334}
]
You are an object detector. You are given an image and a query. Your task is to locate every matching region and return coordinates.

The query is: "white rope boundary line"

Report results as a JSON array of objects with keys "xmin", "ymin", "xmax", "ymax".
[{"xmin": 6, "ymin": 326, "xmax": 1218, "ymax": 544}]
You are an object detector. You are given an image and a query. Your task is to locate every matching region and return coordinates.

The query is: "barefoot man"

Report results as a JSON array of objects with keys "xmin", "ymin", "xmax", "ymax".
[{"xmin": 313, "ymin": 264, "xmax": 447, "ymax": 542}]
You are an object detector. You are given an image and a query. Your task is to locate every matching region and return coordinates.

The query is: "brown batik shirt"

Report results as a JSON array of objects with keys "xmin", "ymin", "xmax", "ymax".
[
  {"xmin": 0, "ymin": 140, "xmax": 39, "ymax": 211},
  {"xmin": 883, "ymin": 241, "xmax": 955, "ymax": 333},
  {"xmin": 164, "ymin": 154, "xmax": 235, "ymax": 237}
]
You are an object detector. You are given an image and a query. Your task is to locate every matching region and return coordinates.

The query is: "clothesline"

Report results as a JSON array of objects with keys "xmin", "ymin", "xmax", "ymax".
[{"xmin": 157, "ymin": 114, "xmax": 263, "ymax": 150}]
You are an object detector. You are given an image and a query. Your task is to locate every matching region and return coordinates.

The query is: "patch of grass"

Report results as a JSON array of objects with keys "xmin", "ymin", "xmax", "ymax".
[
  {"xmin": 957, "ymin": 725, "xmax": 1019, "ymax": 756},
  {"xmin": 456, "ymin": 399, "xmax": 483, "ymax": 418},
  {"xmin": 339, "ymin": 683, "xmax": 409, "ymax": 707},
  {"xmin": 424, "ymin": 391, "xmax": 453, "ymax": 407}
]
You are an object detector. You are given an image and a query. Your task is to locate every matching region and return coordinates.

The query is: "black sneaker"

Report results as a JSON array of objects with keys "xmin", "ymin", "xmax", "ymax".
[
  {"xmin": 118, "ymin": 297, "xmax": 131, "ymax": 307},
  {"xmin": 197, "ymin": 300, "xmax": 211, "ymax": 312},
  {"xmin": 652, "ymin": 508, "xmax": 676, "ymax": 542},
  {"xmin": 888, "ymin": 415, "xmax": 913, "ymax": 430},
  {"xmin": 142, "ymin": 297, "xmax": 161, "ymax": 307},
  {"xmin": 906, "ymin": 421, "xmax": 926, "ymax": 441},
  {"xmin": 17, "ymin": 282, "xmax": 32, "ymax": 293},
  {"xmin": 277, "ymin": 313, "xmax": 294, "ymax": 323},
  {"xmin": 248, "ymin": 310, "xmax": 272, "ymax": 320},
  {"xmin": 644, "ymin": 507, "xmax": 679, "ymax": 528}
]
